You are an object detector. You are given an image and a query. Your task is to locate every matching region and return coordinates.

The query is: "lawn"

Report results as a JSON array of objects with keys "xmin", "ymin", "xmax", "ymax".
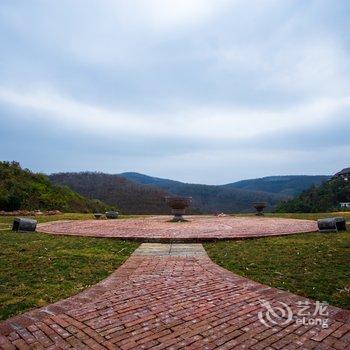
[
  {"xmin": 0, "ymin": 212, "xmax": 140, "ymax": 227},
  {"xmin": 0, "ymin": 214, "xmax": 139, "ymax": 320},
  {"xmin": 1, "ymin": 212, "xmax": 349, "ymax": 322},
  {"xmin": 205, "ymin": 212, "xmax": 350, "ymax": 309}
]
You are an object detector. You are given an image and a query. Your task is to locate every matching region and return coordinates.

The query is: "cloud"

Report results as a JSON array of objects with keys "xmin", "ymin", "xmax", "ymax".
[
  {"xmin": 1, "ymin": 85, "xmax": 349, "ymax": 142},
  {"xmin": 1, "ymin": 0, "xmax": 350, "ymax": 182},
  {"xmin": 118, "ymin": 0, "xmax": 232, "ymax": 30},
  {"xmin": 212, "ymin": 33, "xmax": 350, "ymax": 101}
]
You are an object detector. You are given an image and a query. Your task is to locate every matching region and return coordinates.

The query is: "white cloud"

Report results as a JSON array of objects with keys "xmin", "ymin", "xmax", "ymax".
[
  {"xmin": 1, "ymin": 0, "xmax": 350, "ymax": 181},
  {"xmin": 1, "ymin": 86, "xmax": 349, "ymax": 141},
  {"xmin": 213, "ymin": 37, "xmax": 350, "ymax": 98},
  {"xmin": 118, "ymin": 0, "xmax": 231, "ymax": 30},
  {"xmin": 0, "ymin": 0, "xmax": 232, "ymax": 68}
]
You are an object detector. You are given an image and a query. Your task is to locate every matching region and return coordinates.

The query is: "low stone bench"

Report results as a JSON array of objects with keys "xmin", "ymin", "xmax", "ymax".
[
  {"xmin": 94, "ymin": 213, "xmax": 104, "ymax": 219},
  {"xmin": 12, "ymin": 217, "xmax": 37, "ymax": 232},
  {"xmin": 317, "ymin": 217, "xmax": 346, "ymax": 232}
]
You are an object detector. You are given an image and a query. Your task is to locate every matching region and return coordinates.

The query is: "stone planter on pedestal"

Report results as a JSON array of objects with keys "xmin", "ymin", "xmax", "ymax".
[
  {"xmin": 165, "ymin": 197, "xmax": 192, "ymax": 222},
  {"xmin": 253, "ymin": 202, "xmax": 267, "ymax": 216}
]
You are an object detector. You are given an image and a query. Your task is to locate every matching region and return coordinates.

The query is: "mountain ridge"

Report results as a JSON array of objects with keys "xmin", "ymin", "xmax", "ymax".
[
  {"xmin": 118, "ymin": 173, "xmax": 323, "ymax": 213},
  {"xmin": 49, "ymin": 171, "xmax": 330, "ymax": 214},
  {"xmin": 223, "ymin": 175, "xmax": 330, "ymax": 197},
  {"xmin": 51, "ymin": 171, "xmax": 287, "ymax": 214}
]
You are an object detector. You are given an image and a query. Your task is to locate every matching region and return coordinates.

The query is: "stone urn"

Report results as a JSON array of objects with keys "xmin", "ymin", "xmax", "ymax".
[
  {"xmin": 253, "ymin": 202, "xmax": 267, "ymax": 216},
  {"xmin": 165, "ymin": 197, "xmax": 192, "ymax": 222}
]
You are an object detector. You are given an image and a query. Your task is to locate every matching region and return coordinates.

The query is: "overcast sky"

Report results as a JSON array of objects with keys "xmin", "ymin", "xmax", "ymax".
[{"xmin": 0, "ymin": 0, "xmax": 349, "ymax": 184}]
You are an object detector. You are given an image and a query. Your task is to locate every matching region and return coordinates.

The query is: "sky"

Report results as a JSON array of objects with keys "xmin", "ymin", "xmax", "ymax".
[{"xmin": 0, "ymin": 0, "xmax": 349, "ymax": 184}]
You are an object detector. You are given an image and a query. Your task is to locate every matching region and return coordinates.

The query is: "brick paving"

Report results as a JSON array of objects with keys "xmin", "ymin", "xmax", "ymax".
[
  {"xmin": 38, "ymin": 216, "xmax": 318, "ymax": 242},
  {"xmin": 1, "ymin": 243, "xmax": 348, "ymax": 350}
]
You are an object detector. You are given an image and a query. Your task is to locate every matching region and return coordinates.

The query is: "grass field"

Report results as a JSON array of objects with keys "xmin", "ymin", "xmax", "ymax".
[
  {"xmin": 0, "ymin": 212, "xmax": 349, "ymax": 321},
  {"xmin": 267, "ymin": 211, "xmax": 350, "ymax": 221},
  {"xmin": 0, "ymin": 212, "xmax": 140, "ymax": 227},
  {"xmin": 205, "ymin": 212, "xmax": 350, "ymax": 309},
  {"xmin": 235, "ymin": 211, "xmax": 350, "ymax": 221},
  {"xmin": 0, "ymin": 214, "xmax": 139, "ymax": 320}
]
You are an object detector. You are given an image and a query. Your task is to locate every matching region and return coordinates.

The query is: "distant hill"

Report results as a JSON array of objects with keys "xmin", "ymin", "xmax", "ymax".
[
  {"xmin": 119, "ymin": 172, "xmax": 285, "ymax": 213},
  {"xmin": 0, "ymin": 161, "xmax": 111, "ymax": 213},
  {"xmin": 276, "ymin": 176, "xmax": 350, "ymax": 213},
  {"xmin": 48, "ymin": 171, "xmax": 333, "ymax": 215},
  {"xmin": 49, "ymin": 172, "xmax": 171, "ymax": 215},
  {"xmin": 2, "ymin": 161, "xmax": 337, "ymax": 215},
  {"xmin": 120, "ymin": 172, "xmax": 182, "ymax": 190},
  {"xmin": 224, "ymin": 175, "xmax": 330, "ymax": 197}
]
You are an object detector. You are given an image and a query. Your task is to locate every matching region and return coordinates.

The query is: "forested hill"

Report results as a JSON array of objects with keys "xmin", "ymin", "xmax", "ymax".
[
  {"xmin": 120, "ymin": 172, "xmax": 183, "ymax": 190},
  {"xmin": 224, "ymin": 175, "xmax": 330, "ymax": 197},
  {"xmin": 276, "ymin": 177, "xmax": 350, "ymax": 212},
  {"xmin": 119, "ymin": 173, "xmax": 329, "ymax": 197},
  {"xmin": 50, "ymin": 172, "xmax": 285, "ymax": 214},
  {"xmin": 119, "ymin": 172, "xmax": 285, "ymax": 213},
  {"xmin": 0, "ymin": 161, "xmax": 111, "ymax": 213},
  {"xmin": 49, "ymin": 172, "xmax": 171, "ymax": 215},
  {"xmin": 48, "ymin": 171, "xmax": 334, "ymax": 214}
]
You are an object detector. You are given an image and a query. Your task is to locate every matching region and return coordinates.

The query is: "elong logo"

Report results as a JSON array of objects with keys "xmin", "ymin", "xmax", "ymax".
[{"xmin": 258, "ymin": 299, "xmax": 329, "ymax": 329}]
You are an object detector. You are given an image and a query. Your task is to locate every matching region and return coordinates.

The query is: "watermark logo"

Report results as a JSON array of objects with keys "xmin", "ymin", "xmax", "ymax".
[
  {"xmin": 258, "ymin": 300, "xmax": 293, "ymax": 327},
  {"xmin": 258, "ymin": 299, "xmax": 329, "ymax": 329}
]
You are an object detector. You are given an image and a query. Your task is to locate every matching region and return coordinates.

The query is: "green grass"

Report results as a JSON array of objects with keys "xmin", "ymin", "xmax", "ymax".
[
  {"xmin": 205, "ymin": 212, "xmax": 350, "ymax": 309},
  {"xmin": 1, "ymin": 212, "xmax": 349, "ymax": 321},
  {"xmin": 0, "ymin": 214, "xmax": 139, "ymax": 320},
  {"xmin": 266, "ymin": 211, "xmax": 350, "ymax": 221},
  {"xmin": 234, "ymin": 211, "xmax": 350, "ymax": 221},
  {"xmin": 0, "ymin": 212, "xmax": 140, "ymax": 227}
]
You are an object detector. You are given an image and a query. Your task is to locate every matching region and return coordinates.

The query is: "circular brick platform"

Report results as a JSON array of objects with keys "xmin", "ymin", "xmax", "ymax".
[{"xmin": 38, "ymin": 216, "xmax": 318, "ymax": 242}]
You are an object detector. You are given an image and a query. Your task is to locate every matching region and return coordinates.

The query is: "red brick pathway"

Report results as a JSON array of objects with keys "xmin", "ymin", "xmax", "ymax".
[
  {"xmin": 1, "ymin": 244, "xmax": 348, "ymax": 349},
  {"xmin": 38, "ymin": 216, "xmax": 318, "ymax": 242}
]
